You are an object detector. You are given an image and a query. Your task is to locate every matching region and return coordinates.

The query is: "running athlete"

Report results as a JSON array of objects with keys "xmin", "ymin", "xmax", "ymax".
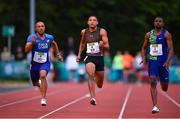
[
  {"xmin": 140, "ymin": 17, "xmax": 173, "ymax": 113},
  {"xmin": 76, "ymin": 16, "xmax": 110, "ymax": 105},
  {"xmin": 25, "ymin": 21, "xmax": 63, "ymax": 106}
]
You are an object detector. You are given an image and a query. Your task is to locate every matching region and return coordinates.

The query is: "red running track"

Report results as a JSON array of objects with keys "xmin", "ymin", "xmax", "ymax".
[{"xmin": 0, "ymin": 82, "xmax": 179, "ymax": 118}]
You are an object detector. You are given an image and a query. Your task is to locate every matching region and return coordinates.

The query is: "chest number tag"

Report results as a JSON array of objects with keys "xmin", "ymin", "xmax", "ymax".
[
  {"xmin": 86, "ymin": 42, "xmax": 100, "ymax": 54},
  {"xmin": 33, "ymin": 51, "xmax": 47, "ymax": 63},
  {"xmin": 150, "ymin": 44, "xmax": 163, "ymax": 56}
]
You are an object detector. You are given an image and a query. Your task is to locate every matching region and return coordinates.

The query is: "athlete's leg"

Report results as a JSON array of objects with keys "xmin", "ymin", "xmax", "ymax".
[
  {"xmin": 150, "ymin": 76, "xmax": 158, "ymax": 107},
  {"xmin": 148, "ymin": 61, "xmax": 159, "ymax": 107},
  {"xmin": 86, "ymin": 62, "xmax": 96, "ymax": 98},
  {"xmin": 95, "ymin": 71, "xmax": 104, "ymax": 88},
  {"xmin": 159, "ymin": 66, "xmax": 169, "ymax": 92},
  {"xmin": 160, "ymin": 82, "xmax": 168, "ymax": 92},
  {"xmin": 39, "ymin": 70, "xmax": 48, "ymax": 98}
]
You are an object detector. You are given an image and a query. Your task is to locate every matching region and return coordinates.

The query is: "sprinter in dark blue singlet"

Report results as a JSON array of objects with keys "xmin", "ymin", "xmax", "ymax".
[
  {"xmin": 141, "ymin": 17, "xmax": 173, "ymax": 113},
  {"xmin": 25, "ymin": 21, "xmax": 63, "ymax": 106}
]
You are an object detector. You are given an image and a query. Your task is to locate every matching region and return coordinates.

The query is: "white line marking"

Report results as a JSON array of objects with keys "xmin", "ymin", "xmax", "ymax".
[
  {"xmin": 38, "ymin": 88, "xmax": 104, "ymax": 119},
  {"xmin": 0, "ymin": 96, "xmax": 40, "ymax": 108},
  {"xmin": 0, "ymin": 87, "xmax": 77, "ymax": 108},
  {"xmin": 160, "ymin": 91, "xmax": 180, "ymax": 108},
  {"xmin": 38, "ymin": 93, "xmax": 90, "ymax": 119},
  {"xmin": 118, "ymin": 86, "xmax": 132, "ymax": 119}
]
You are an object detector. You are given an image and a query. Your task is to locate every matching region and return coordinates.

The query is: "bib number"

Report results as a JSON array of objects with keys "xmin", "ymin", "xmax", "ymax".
[
  {"xmin": 150, "ymin": 44, "xmax": 163, "ymax": 56},
  {"xmin": 86, "ymin": 42, "xmax": 100, "ymax": 54},
  {"xmin": 33, "ymin": 51, "xmax": 47, "ymax": 63}
]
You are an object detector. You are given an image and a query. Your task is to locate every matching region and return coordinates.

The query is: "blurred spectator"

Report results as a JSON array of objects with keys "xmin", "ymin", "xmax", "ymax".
[
  {"xmin": 15, "ymin": 46, "xmax": 25, "ymax": 61},
  {"xmin": 104, "ymin": 51, "xmax": 112, "ymax": 81},
  {"xmin": 122, "ymin": 51, "xmax": 134, "ymax": 82},
  {"xmin": 78, "ymin": 62, "xmax": 86, "ymax": 83},
  {"xmin": 133, "ymin": 51, "xmax": 143, "ymax": 81},
  {"xmin": 171, "ymin": 53, "xmax": 180, "ymax": 65},
  {"xmin": 65, "ymin": 51, "xmax": 79, "ymax": 82},
  {"xmin": 0, "ymin": 46, "xmax": 11, "ymax": 62},
  {"xmin": 47, "ymin": 47, "xmax": 56, "ymax": 83},
  {"xmin": 64, "ymin": 36, "xmax": 75, "ymax": 58},
  {"xmin": 112, "ymin": 51, "xmax": 124, "ymax": 81}
]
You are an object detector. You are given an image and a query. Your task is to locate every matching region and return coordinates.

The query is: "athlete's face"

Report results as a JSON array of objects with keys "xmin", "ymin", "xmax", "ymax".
[
  {"xmin": 35, "ymin": 22, "xmax": 45, "ymax": 35},
  {"xmin": 154, "ymin": 17, "xmax": 164, "ymax": 29},
  {"xmin": 87, "ymin": 16, "xmax": 98, "ymax": 29}
]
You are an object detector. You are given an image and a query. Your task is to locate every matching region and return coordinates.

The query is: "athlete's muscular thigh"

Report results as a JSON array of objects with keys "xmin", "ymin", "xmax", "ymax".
[
  {"xmin": 95, "ymin": 71, "xmax": 104, "ymax": 88},
  {"xmin": 86, "ymin": 62, "xmax": 96, "ymax": 77},
  {"xmin": 40, "ymin": 70, "xmax": 47, "ymax": 79}
]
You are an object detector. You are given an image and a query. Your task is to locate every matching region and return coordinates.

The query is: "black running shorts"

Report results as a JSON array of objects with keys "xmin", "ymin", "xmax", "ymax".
[{"xmin": 84, "ymin": 55, "xmax": 104, "ymax": 71}]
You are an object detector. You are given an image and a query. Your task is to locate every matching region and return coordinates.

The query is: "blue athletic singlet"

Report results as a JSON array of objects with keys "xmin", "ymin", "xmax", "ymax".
[
  {"xmin": 147, "ymin": 29, "xmax": 169, "ymax": 83},
  {"xmin": 27, "ymin": 33, "xmax": 54, "ymax": 86}
]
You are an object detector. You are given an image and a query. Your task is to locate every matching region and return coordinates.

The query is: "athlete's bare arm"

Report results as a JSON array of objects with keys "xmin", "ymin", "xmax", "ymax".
[
  {"xmin": 25, "ymin": 36, "xmax": 36, "ymax": 53},
  {"xmin": 140, "ymin": 32, "xmax": 150, "ymax": 64},
  {"xmin": 51, "ymin": 40, "xmax": 63, "ymax": 61},
  {"xmin": 164, "ymin": 31, "xmax": 174, "ymax": 67},
  {"xmin": 100, "ymin": 28, "xmax": 109, "ymax": 51},
  {"xmin": 77, "ymin": 29, "xmax": 86, "ymax": 62}
]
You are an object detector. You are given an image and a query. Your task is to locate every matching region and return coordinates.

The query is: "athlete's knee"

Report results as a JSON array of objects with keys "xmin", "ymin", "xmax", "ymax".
[
  {"xmin": 87, "ymin": 72, "xmax": 94, "ymax": 78},
  {"xmin": 161, "ymin": 83, "xmax": 168, "ymax": 92},
  {"xmin": 97, "ymin": 82, "xmax": 103, "ymax": 88},
  {"xmin": 40, "ymin": 74, "xmax": 46, "ymax": 79},
  {"xmin": 150, "ymin": 77, "xmax": 157, "ymax": 87},
  {"xmin": 96, "ymin": 77, "xmax": 104, "ymax": 88},
  {"xmin": 162, "ymin": 87, "xmax": 168, "ymax": 92}
]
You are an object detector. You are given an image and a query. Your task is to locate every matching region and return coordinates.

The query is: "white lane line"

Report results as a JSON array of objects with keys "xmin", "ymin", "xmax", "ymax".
[
  {"xmin": 118, "ymin": 86, "xmax": 132, "ymax": 119},
  {"xmin": 38, "ymin": 87, "xmax": 105, "ymax": 119},
  {"xmin": 0, "ymin": 87, "xmax": 77, "ymax": 108},
  {"xmin": 38, "ymin": 93, "xmax": 90, "ymax": 119},
  {"xmin": 160, "ymin": 91, "xmax": 180, "ymax": 108}
]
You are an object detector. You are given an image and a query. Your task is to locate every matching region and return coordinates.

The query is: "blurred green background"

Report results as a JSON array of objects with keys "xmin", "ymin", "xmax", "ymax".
[{"xmin": 0, "ymin": 0, "xmax": 179, "ymax": 56}]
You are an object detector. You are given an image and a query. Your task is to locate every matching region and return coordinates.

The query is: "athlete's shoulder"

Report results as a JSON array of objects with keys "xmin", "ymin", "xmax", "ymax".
[
  {"xmin": 145, "ymin": 30, "xmax": 152, "ymax": 39},
  {"xmin": 45, "ymin": 33, "xmax": 54, "ymax": 39},
  {"xmin": 27, "ymin": 33, "xmax": 36, "ymax": 42},
  {"xmin": 81, "ymin": 29, "xmax": 86, "ymax": 35},
  {"xmin": 99, "ymin": 27, "xmax": 107, "ymax": 35},
  {"xmin": 164, "ymin": 29, "xmax": 172, "ymax": 39}
]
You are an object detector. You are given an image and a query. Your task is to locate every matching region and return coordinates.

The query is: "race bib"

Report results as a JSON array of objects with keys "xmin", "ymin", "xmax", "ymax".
[
  {"xmin": 150, "ymin": 44, "xmax": 163, "ymax": 56},
  {"xmin": 86, "ymin": 42, "xmax": 100, "ymax": 54},
  {"xmin": 33, "ymin": 51, "xmax": 47, "ymax": 63}
]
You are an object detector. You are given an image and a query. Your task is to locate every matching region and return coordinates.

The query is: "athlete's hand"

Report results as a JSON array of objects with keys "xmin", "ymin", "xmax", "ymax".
[
  {"xmin": 140, "ymin": 57, "xmax": 146, "ymax": 65},
  {"xmin": 163, "ymin": 60, "xmax": 170, "ymax": 69},
  {"xmin": 57, "ymin": 53, "xmax": 63, "ymax": 62},
  {"xmin": 99, "ymin": 40, "xmax": 104, "ymax": 49},
  {"xmin": 32, "ymin": 36, "xmax": 36, "ymax": 44},
  {"xmin": 76, "ymin": 55, "xmax": 81, "ymax": 62}
]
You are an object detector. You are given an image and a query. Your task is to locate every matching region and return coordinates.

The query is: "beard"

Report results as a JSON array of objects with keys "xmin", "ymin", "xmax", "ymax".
[
  {"xmin": 155, "ymin": 25, "xmax": 162, "ymax": 29},
  {"xmin": 38, "ymin": 30, "xmax": 45, "ymax": 36}
]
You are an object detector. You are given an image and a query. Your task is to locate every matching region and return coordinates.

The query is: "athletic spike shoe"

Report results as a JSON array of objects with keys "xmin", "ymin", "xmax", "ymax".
[
  {"xmin": 90, "ymin": 98, "xmax": 97, "ymax": 105},
  {"xmin": 152, "ymin": 106, "xmax": 160, "ymax": 114},
  {"xmin": 41, "ymin": 98, "xmax": 47, "ymax": 106}
]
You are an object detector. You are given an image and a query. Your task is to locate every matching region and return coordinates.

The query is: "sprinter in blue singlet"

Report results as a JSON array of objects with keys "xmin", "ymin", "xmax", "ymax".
[
  {"xmin": 25, "ymin": 21, "xmax": 63, "ymax": 106},
  {"xmin": 141, "ymin": 17, "xmax": 173, "ymax": 114}
]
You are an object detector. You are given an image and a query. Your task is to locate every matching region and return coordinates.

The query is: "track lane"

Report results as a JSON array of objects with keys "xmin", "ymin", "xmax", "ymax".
[
  {"xmin": 0, "ymin": 83, "xmax": 87, "ymax": 118},
  {"xmin": 45, "ymin": 83, "xmax": 129, "ymax": 118},
  {"xmin": 123, "ymin": 83, "xmax": 180, "ymax": 118}
]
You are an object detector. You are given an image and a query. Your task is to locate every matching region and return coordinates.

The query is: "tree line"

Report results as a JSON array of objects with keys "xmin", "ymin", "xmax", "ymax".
[{"xmin": 0, "ymin": 0, "xmax": 179, "ymax": 56}]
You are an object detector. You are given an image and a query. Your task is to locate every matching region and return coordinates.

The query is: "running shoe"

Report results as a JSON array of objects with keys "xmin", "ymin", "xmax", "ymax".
[
  {"xmin": 152, "ymin": 106, "xmax": 160, "ymax": 114},
  {"xmin": 90, "ymin": 98, "xmax": 97, "ymax": 105},
  {"xmin": 41, "ymin": 98, "xmax": 47, "ymax": 106}
]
